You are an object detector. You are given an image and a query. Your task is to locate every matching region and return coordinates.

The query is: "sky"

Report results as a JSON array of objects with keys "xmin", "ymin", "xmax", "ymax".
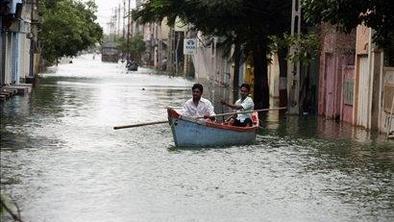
[{"xmin": 93, "ymin": 0, "xmax": 136, "ymax": 34}]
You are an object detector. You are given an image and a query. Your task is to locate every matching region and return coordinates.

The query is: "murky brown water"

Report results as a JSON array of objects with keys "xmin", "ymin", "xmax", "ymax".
[{"xmin": 1, "ymin": 54, "xmax": 393, "ymax": 222}]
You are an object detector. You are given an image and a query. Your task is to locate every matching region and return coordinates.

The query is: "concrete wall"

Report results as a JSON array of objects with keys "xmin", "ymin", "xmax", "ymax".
[
  {"xmin": 352, "ymin": 25, "xmax": 389, "ymax": 133},
  {"xmin": 1, "ymin": 1, "xmax": 36, "ymax": 86},
  {"xmin": 353, "ymin": 26, "xmax": 377, "ymax": 129},
  {"xmin": 370, "ymin": 49, "xmax": 383, "ymax": 130},
  {"xmin": 380, "ymin": 67, "xmax": 394, "ymax": 134},
  {"xmin": 353, "ymin": 26, "xmax": 371, "ymax": 127},
  {"xmin": 355, "ymin": 26, "xmax": 370, "ymax": 55},
  {"xmin": 160, "ymin": 18, "xmax": 171, "ymax": 39},
  {"xmin": 192, "ymin": 34, "xmax": 233, "ymax": 103},
  {"xmin": 5, "ymin": 34, "xmax": 12, "ymax": 84},
  {"xmin": 268, "ymin": 53, "xmax": 280, "ymax": 98},
  {"xmin": 318, "ymin": 24, "xmax": 336, "ymax": 117}
]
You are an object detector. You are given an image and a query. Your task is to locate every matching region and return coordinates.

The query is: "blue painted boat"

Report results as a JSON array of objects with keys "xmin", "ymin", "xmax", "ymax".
[{"xmin": 167, "ymin": 108, "xmax": 259, "ymax": 147}]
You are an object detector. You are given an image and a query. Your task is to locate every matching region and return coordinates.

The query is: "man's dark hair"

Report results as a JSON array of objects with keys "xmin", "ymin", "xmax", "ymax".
[
  {"xmin": 192, "ymin": 83, "xmax": 203, "ymax": 93},
  {"xmin": 240, "ymin": 83, "xmax": 250, "ymax": 92}
]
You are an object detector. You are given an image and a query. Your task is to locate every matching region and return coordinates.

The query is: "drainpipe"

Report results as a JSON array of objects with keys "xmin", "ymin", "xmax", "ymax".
[
  {"xmin": 12, "ymin": 32, "xmax": 18, "ymax": 84},
  {"xmin": 1, "ymin": 20, "xmax": 5, "ymax": 86},
  {"xmin": 28, "ymin": 0, "xmax": 35, "ymax": 78}
]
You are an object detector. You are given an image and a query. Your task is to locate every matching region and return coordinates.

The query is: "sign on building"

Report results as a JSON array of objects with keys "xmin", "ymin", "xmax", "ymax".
[{"xmin": 183, "ymin": 38, "xmax": 197, "ymax": 55}]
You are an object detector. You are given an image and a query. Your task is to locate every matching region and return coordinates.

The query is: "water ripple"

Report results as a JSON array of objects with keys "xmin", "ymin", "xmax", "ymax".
[{"xmin": 1, "ymin": 54, "xmax": 393, "ymax": 222}]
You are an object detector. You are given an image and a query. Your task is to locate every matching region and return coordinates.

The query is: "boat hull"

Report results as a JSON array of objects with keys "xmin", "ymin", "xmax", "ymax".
[{"xmin": 167, "ymin": 108, "xmax": 258, "ymax": 147}]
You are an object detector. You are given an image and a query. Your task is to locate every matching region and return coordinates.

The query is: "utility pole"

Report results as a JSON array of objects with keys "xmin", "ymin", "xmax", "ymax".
[
  {"xmin": 122, "ymin": 0, "xmax": 126, "ymax": 40},
  {"xmin": 126, "ymin": 0, "xmax": 131, "ymax": 60},
  {"xmin": 113, "ymin": 8, "xmax": 117, "ymax": 38},
  {"xmin": 287, "ymin": 0, "xmax": 301, "ymax": 114},
  {"xmin": 118, "ymin": 5, "xmax": 121, "ymax": 39},
  {"xmin": 112, "ymin": 8, "xmax": 116, "ymax": 40}
]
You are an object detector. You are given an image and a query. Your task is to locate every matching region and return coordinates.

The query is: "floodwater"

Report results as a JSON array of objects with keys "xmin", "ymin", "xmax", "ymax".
[{"xmin": 1, "ymin": 54, "xmax": 393, "ymax": 222}]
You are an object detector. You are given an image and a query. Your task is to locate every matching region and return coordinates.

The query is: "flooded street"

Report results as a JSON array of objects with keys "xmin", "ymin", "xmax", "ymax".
[{"xmin": 1, "ymin": 54, "xmax": 393, "ymax": 221}]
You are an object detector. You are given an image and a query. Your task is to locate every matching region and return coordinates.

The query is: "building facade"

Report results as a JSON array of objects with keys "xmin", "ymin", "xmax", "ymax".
[
  {"xmin": 319, "ymin": 24, "xmax": 394, "ymax": 134},
  {"xmin": 318, "ymin": 24, "xmax": 356, "ymax": 123},
  {"xmin": 1, "ymin": 0, "xmax": 40, "ymax": 87}
]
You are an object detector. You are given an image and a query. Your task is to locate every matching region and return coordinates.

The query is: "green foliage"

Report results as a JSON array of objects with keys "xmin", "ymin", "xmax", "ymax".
[
  {"xmin": 130, "ymin": 35, "xmax": 146, "ymax": 58},
  {"xmin": 39, "ymin": 0, "xmax": 103, "ymax": 64},
  {"xmin": 270, "ymin": 33, "xmax": 320, "ymax": 65},
  {"xmin": 302, "ymin": 0, "xmax": 394, "ymax": 49},
  {"xmin": 116, "ymin": 35, "xmax": 146, "ymax": 60},
  {"xmin": 133, "ymin": 0, "xmax": 291, "ymax": 53}
]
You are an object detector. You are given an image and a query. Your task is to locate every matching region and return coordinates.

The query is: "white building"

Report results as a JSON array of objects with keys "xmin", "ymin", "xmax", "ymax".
[{"xmin": 1, "ymin": 0, "xmax": 39, "ymax": 86}]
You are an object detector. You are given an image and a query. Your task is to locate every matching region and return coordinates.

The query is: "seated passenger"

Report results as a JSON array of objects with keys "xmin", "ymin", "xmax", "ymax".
[
  {"xmin": 221, "ymin": 83, "xmax": 254, "ymax": 127},
  {"xmin": 181, "ymin": 83, "xmax": 216, "ymax": 121}
]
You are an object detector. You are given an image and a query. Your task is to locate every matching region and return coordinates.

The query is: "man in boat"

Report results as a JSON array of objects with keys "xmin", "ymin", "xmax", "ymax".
[
  {"xmin": 221, "ymin": 83, "xmax": 255, "ymax": 127},
  {"xmin": 181, "ymin": 83, "xmax": 216, "ymax": 120}
]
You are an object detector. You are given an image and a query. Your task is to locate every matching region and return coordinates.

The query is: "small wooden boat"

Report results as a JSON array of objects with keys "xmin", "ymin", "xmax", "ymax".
[{"xmin": 167, "ymin": 108, "xmax": 259, "ymax": 147}]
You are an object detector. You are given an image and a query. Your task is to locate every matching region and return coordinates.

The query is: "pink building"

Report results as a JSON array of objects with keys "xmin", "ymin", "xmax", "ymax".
[
  {"xmin": 318, "ymin": 24, "xmax": 356, "ymax": 123},
  {"xmin": 319, "ymin": 24, "xmax": 394, "ymax": 135}
]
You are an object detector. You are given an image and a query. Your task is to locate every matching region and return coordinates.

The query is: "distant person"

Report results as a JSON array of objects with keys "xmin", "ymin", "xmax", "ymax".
[
  {"xmin": 221, "ymin": 83, "xmax": 254, "ymax": 126},
  {"xmin": 181, "ymin": 83, "xmax": 215, "ymax": 120},
  {"xmin": 161, "ymin": 57, "xmax": 167, "ymax": 71},
  {"xmin": 126, "ymin": 59, "xmax": 133, "ymax": 68}
]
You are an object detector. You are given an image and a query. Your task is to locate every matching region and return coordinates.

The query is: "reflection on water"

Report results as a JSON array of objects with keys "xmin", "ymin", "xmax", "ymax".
[{"xmin": 1, "ymin": 54, "xmax": 393, "ymax": 222}]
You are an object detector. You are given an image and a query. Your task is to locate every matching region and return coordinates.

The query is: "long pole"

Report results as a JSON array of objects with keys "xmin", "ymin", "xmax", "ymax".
[
  {"xmin": 113, "ymin": 107, "xmax": 287, "ymax": 130},
  {"xmin": 126, "ymin": 0, "xmax": 131, "ymax": 60},
  {"xmin": 122, "ymin": 0, "xmax": 126, "ymax": 40},
  {"xmin": 118, "ymin": 5, "xmax": 121, "ymax": 38},
  {"xmin": 114, "ymin": 120, "xmax": 168, "ymax": 130},
  {"xmin": 200, "ymin": 107, "xmax": 287, "ymax": 119}
]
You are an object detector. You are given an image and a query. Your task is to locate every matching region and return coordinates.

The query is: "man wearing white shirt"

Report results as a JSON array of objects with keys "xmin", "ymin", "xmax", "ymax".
[
  {"xmin": 181, "ymin": 83, "xmax": 216, "ymax": 120},
  {"xmin": 221, "ymin": 83, "xmax": 254, "ymax": 126}
]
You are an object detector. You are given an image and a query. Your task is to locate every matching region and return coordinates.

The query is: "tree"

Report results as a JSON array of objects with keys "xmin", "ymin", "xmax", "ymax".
[
  {"xmin": 133, "ymin": 0, "xmax": 291, "ymax": 109},
  {"xmin": 117, "ymin": 35, "xmax": 146, "ymax": 62},
  {"xmin": 39, "ymin": 0, "xmax": 103, "ymax": 64}
]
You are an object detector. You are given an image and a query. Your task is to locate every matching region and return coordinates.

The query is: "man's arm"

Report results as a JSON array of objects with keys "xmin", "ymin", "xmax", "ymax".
[{"xmin": 220, "ymin": 100, "xmax": 243, "ymax": 110}]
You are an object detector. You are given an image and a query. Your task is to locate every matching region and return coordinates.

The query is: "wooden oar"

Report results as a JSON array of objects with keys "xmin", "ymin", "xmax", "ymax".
[
  {"xmin": 198, "ymin": 106, "xmax": 287, "ymax": 119},
  {"xmin": 113, "ymin": 107, "xmax": 287, "ymax": 130},
  {"xmin": 113, "ymin": 120, "xmax": 168, "ymax": 130}
]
